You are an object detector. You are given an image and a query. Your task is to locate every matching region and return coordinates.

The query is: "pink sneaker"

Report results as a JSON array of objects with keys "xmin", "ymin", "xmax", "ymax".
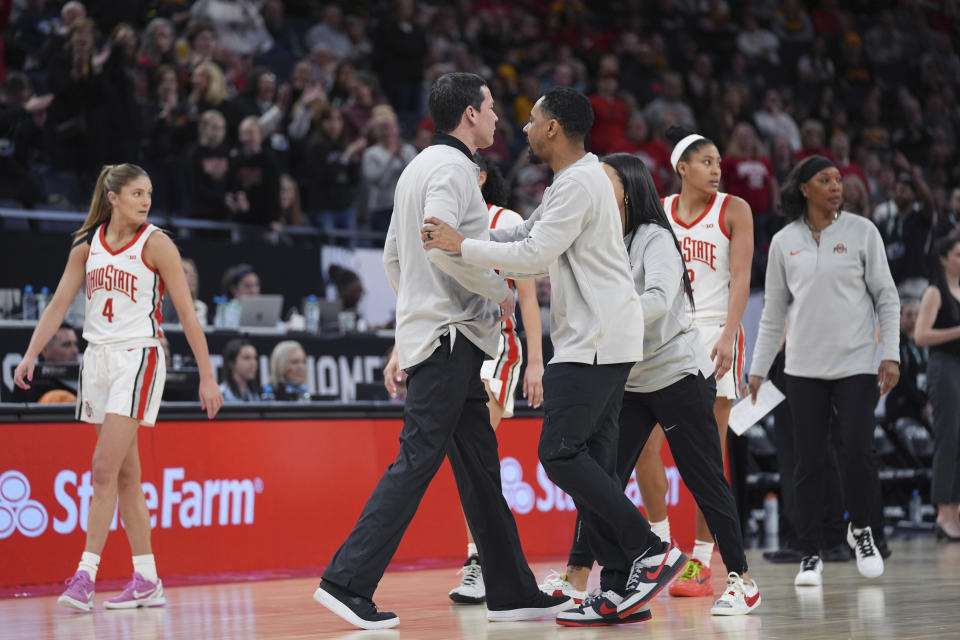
[
  {"xmin": 58, "ymin": 570, "xmax": 95, "ymax": 611},
  {"xmin": 104, "ymin": 572, "xmax": 167, "ymax": 609}
]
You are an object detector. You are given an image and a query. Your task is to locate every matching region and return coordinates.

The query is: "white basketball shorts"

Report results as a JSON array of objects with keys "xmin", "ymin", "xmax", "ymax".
[
  {"xmin": 480, "ymin": 324, "xmax": 523, "ymax": 418},
  {"xmin": 76, "ymin": 342, "xmax": 166, "ymax": 427},
  {"xmin": 696, "ymin": 322, "xmax": 745, "ymax": 400}
]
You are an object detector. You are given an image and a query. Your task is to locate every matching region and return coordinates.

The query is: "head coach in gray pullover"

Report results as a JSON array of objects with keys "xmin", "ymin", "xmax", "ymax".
[
  {"xmin": 315, "ymin": 73, "xmax": 570, "ymax": 631},
  {"xmin": 423, "ymin": 87, "xmax": 687, "ymax": 622},
  {"xmin": 747, "ymin": 155, "xmax": 900, "ymax": 587}
]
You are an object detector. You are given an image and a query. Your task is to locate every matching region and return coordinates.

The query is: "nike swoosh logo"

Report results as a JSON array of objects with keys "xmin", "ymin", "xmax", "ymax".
[
  {"xmin": 644, "ymin": 551, "xmax": 671, "ymax": 581},
  {"xmin": 132, "ymin": 589, "xmax": 155, "ymax": 599},
  {"xmin": 663, "ymin": 424, "xmax": 678, "ymax": 432},
  {"xmin": 745, "ymin": 590, "xmax": 760, "ymax": 607},
  {"xmin": 598, "ymin": 602, "xmax": 617, "ymax": 615},
  {"xmin": 790, "ymin": 250, "xmax": 804, "ymax": 256}
]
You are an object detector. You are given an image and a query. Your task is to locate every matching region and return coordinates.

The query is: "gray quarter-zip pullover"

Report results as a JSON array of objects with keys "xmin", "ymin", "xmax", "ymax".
[
  {"xmin": 460, "ymin": 153, "xmax": 645, "ymax": 365},
  {"xmin": 624, "ymin": 225, "xmax": 713, "ymax": 393},
  {"xmin": 384, "ymin": 141, "xmax": 510, "ymax": 369},
  {"xmin": 750, "ymin": 212, "xmax": 900, "ymax": 380}
]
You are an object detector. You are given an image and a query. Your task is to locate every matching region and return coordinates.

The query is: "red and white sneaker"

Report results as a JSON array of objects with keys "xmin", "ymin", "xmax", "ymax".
[
  {"xmin": 669, "ymin": 559, "xmax": 714, "ymax": 597},
  {"xmin": 618, "ymin": 540, "xmax": 687, "ymax": 617},
  {"xmin": 556, "ymin": 590, "xmax": 652, "ymax": 627},
  {"xmin": 104, "ymin": 572, "xmax": 167, "ymax": 609},
  {"xmin": 538, "ymin": 571, "xmax": 587, "ymax": 604},
  {"xmin": 710, "ymin": 572, "xmax": 760, "ymax": 616}
]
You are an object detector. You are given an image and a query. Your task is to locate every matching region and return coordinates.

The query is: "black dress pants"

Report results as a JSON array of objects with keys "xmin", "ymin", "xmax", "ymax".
[
  {"xmin": 785, "ymin": 374, "xmax": 880, "ymax": 556},
  {"xmin": 323, "ymin": 332, "xmax": 540, "ymax": 608},
  {"xmin": 538, "ymin": 360, "xmax": 657, "ymax": 593},
  {"xmin": 566, "ymin": 373, "xmax": 749, "ymax": 576}
]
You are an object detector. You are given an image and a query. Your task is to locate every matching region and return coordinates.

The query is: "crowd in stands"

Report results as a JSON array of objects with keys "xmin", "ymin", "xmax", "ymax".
[{"xmin": 1, "ymin": 0, "xmax": 959, "ymax": 285}]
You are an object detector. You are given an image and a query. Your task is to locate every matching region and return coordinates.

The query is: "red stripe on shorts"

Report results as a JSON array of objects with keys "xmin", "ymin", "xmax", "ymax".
[
  {"xmin": 137, "ymin": 348, "xmax": 158, "ymax": 420},
  {"xmin": 498, "ymin": 316, "xmax": 520, "ymax": 405}
]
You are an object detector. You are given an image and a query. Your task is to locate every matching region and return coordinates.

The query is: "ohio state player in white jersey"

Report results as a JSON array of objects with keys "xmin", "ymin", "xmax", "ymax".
[
  {"xmin": 633, "ymin": 128, "xmax": 754, "ymax": 598},
  {"xmin": 14, "ymin": 164, "xmax": 222, "ymax": 613}
]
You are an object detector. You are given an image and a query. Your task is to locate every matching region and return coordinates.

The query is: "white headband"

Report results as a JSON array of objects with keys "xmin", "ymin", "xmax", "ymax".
[{"xmin": 670, "ymin": 134, "xmax": 706, "ymax": 173}]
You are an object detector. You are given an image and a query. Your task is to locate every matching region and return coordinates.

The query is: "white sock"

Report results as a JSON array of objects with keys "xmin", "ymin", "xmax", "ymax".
[
  {"xmin": 467, "ymin": 543, "xmax": 478, "ymax": 559},
  {"xmin": 133, "ymin": 554, "xmax": 158, "ymax": 582},
  {"xmin": 649, "ymin": 518, "xmax": 671, "ymax": 544},
  {"xmin": 693, "ymin": 539, "xmax": 714, "ymax": 568},
  {"xmin": 78, "ymin": 551, "xmax": 100, "ymax": 582}
]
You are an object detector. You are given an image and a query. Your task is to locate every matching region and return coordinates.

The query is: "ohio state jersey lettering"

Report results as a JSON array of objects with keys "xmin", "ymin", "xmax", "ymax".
[
  {"xmin": 667, "ymin": 192, "xmax": 732, "ymax": 322},
  {"xmin": 86, "ymin": 264, "xmax": 138, "ymax": 302},
  {"xmin": 83, "ymin": 223, "xmax": 165, "ymax": 345}
]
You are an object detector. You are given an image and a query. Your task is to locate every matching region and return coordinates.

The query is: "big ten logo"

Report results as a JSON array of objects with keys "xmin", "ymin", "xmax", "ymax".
[
  {"xmin": 499, "ymin": 458, "xmax": 682, "ymax": 515},
  {"xmin": 53, "ymin": 467, "xmax": 264, "ymax": 534},
  {"xmin": 0, "ymin": 470, "xmax": 49, "ymax": 538}
]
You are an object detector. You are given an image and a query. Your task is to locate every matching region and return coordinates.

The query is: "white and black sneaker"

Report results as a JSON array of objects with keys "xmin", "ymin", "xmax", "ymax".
[
  {"xmin": 313, "ymin": 579, "xmax": 399, "ymax": 630},
  {"xmin": 487, "ymin": 590, "xmax": 571, "ymax": 621},
  {"xmin": 847, "ymin": 524, "xmax": 884, "ymax": 578},
  {"xmin": 794, "ymin": 555, "xmax": 823, "ymax": 587},
  {"xmin": 556, "ymin": 590, "xmax": 652, "ymax": 627},
  {"xmin": 618, "ymin": 540, "xmax": 687, "ymax": 618},
  {"xmin": 448, "ymin": 554, "xmax": 485, "ymax": 604}
]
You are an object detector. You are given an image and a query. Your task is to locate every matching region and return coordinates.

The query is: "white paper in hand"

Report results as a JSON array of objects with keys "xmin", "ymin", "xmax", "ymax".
[{"xmin": 728, "ymin": 381, "xmax": 786, "ymax": 436}]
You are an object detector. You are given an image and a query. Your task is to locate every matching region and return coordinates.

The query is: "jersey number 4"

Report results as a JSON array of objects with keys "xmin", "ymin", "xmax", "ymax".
[{"xmin": 102, "ymin": 298, "xmax": 114, "ymax": 323}]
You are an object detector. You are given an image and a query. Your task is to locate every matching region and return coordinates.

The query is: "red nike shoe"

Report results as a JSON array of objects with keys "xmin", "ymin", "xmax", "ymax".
[{"xmin": 556, "ymin": 590, "xmax": 652, "ymax": 627}]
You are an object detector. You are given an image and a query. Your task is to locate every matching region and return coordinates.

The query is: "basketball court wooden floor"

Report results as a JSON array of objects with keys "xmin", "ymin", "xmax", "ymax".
[{"xmin": 3, "ymin": 538, "xmax": 958, "ymax": 639}]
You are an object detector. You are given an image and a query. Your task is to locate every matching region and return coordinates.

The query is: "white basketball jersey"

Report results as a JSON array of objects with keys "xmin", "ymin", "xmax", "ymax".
[
  {"xmin": 487, "ymin": 203, "xmax": 522, "ymax": 320},
  {"xmin": 665, "ymin": 192, "xmax": 732, "ymax": 323},
  {"xmin": 487, "ymin": 204, "xmax": 525, "ymax": 249},
  {"xmin": 83, "ymin": 223, "xmax": 165, "ymax": 345}
]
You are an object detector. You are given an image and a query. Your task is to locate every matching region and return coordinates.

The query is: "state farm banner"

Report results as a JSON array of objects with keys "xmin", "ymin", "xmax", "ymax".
[{"xmin": 0, "ymin": 418, "xmax": 694, "ymax": 588}]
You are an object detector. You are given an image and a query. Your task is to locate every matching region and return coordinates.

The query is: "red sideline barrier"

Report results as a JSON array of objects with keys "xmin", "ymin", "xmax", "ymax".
[{"xmin": 0, "ymin": 418, "xmax": 695, "ymax": 588}]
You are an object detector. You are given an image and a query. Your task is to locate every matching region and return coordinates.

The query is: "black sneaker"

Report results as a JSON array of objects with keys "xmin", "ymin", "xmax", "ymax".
[
  {"xmin": 762, "ymin": 547, "xmax": 805, "ymax": 564},
  {"xmin": 876, "ymin": 538, "xmax": 892, "ymax": 560},
  {"xmin": 313, "ymin": 579, "xmax": 399, "ymax": 630},
  {"xmin": 448, "ymin": 554, "xmax": 485, "ymax": 604},
  {"xmin": 821, "ymin": 543, "xmax": 853, "ymax": 563},
  {"xmin": 618, "ymin": 540, "xmax": 687, "ymax": 618},
  {"xmin": 557, "ymin": 590, "xmax": 652, "ymax": 627},
  {"xmin": 487, "ymin": 590, "xmax": 571, "ymax": 621}
]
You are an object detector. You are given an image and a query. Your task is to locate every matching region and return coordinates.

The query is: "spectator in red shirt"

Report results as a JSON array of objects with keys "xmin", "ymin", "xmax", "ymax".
[
  {"xmin": 828, "ymin": 130, "xmax": 868, "ymax": 187},
  {"xmin": 722, "ymin": 122, "xmax": 777, "ymax": 216},
  {"xmin": 722, "ymin": 122, "xmax": 779, "ymax": 282},
  {"xmin": 794, "ymin": 118, "xmax": 829, "ymax": 161},
  {"xmin": 588, "ymin": 70, "xmax": 628, "ymax": 156},
  {"xmin": 608, "ymin": 112, "xmax": 673, "ymax": 196}
]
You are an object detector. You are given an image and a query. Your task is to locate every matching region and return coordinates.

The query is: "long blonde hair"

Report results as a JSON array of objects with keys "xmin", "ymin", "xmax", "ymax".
[
  {"xmin": 269, "ymin": 340, "xmax": 305, "ymax": 387},
  {"xmin": 75, "ymin": 164, "xmax": 149, "ymax": 237},
  {"xmin": 195, "ymin": 61, "xmax": 227, "ymax": 105}
]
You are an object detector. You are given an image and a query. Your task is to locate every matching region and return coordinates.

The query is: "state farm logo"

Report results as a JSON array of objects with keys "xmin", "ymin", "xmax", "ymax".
[
  {"xmin": 0, "ymin": 470, "xmax": 49, "ymax": 538},
  {"xmin": 1, "ymin": 467, "xmax": 262, "ymax": 538},
  {"xmin": 500, "ymin": 458, "xmax": 683, "ymax": 515}
]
